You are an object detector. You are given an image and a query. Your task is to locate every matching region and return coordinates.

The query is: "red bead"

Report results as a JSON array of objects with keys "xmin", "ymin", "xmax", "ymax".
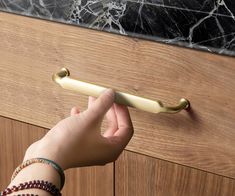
[
  {"xmin": 6, "ymin": 188, "xmax": 12, "ymax": 194},
  {"xmin": 20, "ymin": 185, "xmax": 25, "ymax": 190},
  {"xmin": 13, "ymin": 186, "xmax": 19, "ymax": 191}
]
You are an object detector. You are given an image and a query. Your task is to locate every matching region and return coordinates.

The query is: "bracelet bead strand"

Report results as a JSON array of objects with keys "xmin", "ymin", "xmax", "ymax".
[
  {"xmin": 11, "ymin": 158, "xmax": 65, "ymax": 190},
  {"xmin": 13, "ymin": 194, "xmax": 37, "ymax": 196},
  {"xmin": 0, "ymin": 180, "xmax": 61, "ymax": 196}
]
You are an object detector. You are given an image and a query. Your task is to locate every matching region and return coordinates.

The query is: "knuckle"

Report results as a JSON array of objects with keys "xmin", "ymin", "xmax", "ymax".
[
  {"xmin": 98, "ymin": 162, "xmax": 107, "ymax": 166},
  {"xmin": 110, "ymin": 152, "xmax": 120, "ymax": 162},
  {"xmin": 112, "ymin": 156, "xmax": 119, "ymax": 162},
  {"xmin": 130, "ymin": 127, "xmax": 134, "ymax": 137}
]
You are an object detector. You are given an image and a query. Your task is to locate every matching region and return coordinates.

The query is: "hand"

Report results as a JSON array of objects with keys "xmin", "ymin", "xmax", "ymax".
[{"xmin": 24, "ymin": 89, "xmax": 134, "ymax": 170}]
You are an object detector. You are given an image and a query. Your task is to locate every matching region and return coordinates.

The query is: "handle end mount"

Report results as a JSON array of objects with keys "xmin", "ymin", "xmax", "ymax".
[
  {"xmin": 52, "ymin": 68, "xmax": 70, "ymax": 83},
  {"xmin": 159, "ymin": 98, "xmax": 190, "ymax": 113},
  {"xmin": 180, "ymin": 98, "xmax": 190, "ymax": 110}
]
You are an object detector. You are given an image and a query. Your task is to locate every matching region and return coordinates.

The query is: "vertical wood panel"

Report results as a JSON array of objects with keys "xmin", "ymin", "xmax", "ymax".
[
  {"xmin": 115, "ymin": 151, "xmax": 235, "ymax": 196},
  {"xmin": 0, "ymin": 116, "xmax": 113, "ymax": 196},
  {"xmin": 63, "ymin": 166, "xmax": 113, "ymax": 196}
]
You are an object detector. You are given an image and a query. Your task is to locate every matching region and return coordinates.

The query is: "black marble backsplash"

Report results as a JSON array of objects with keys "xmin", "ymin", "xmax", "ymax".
[{"xmin": 0, "ymin": 0, "xmax": 235, "ymax": 57}]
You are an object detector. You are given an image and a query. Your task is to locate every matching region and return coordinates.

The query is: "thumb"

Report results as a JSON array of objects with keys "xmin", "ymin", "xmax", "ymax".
[{"xmin": 85, "ymin": 89, "xmax": 115, "ymax": 120}]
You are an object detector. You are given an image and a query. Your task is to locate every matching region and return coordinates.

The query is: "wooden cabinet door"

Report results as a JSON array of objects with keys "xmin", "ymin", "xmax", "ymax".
[
  {"xmin": 0, "ymin": 116, "xmax": 113, "ymax": 196},
  {"xmin": 1, "ymin": 12, "xmax": 235, "ymax": 179},
  {"xmin": 115, "ymin": 151, "xmax": 235, "ymax": 196}
]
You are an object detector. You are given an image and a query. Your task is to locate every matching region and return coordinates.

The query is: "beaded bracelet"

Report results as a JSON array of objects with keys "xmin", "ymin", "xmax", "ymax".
[
  {"xmin": 11, "ymin": 194, "xmax": 37, "ymax": 196},
  {"xmin": 0, "ymin": 180, "xmax": 61, "ymax": 196},
  {"xmin": 3, "ymin": 194, "xmax": 38, "ymax": 196},
  {"xmin": 12, "ymin": 194, "xmax": 37, "ymax": 196},
  {"xmin": 11, "ymin": 158, "xmax": 65, "ymax": 190},
  {"xmin": 12, "ymin": 195, "xmax": 37, "ymax": 196}
]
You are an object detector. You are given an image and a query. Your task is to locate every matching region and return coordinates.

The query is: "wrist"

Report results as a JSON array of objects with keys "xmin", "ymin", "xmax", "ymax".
[{"xmin": 24, "ymin": 138, "xmax": 67, "ymax": 170}]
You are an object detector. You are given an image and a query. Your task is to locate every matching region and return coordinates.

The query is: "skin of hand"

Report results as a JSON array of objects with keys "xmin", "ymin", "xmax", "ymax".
[{"xmin": 23, "ymin": 89, "xmax": 134, "ymax": 170}]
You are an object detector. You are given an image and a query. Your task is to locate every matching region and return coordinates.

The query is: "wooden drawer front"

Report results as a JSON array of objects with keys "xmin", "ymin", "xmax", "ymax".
[{"xmin": 0, "ymin": 12, "xmax": 235, "ymax": 179}]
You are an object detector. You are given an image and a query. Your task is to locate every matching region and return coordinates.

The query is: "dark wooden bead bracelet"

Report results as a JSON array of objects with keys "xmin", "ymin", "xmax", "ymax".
[
  {"xmin": 11, "ymin": 194, "xmax": 37, "ymax": 196},
  {"xmin": 11, "ymin": 158, "xmax": 65, "ymax": 190},
  {"xmin": 0, "ymin": 180, "xmax": 61, "ymax": 196}
]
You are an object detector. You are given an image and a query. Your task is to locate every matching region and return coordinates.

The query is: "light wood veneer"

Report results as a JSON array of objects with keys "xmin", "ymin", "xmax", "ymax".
[{"xmin": 0, "ymin": 12, "xmax": 235, "ymax": 178}]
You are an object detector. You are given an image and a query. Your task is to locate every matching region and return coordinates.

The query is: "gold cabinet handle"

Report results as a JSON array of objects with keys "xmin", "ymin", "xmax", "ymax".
[{"xmin": 52, "ymin": 68, "xmax": 189, "ymax": 114}]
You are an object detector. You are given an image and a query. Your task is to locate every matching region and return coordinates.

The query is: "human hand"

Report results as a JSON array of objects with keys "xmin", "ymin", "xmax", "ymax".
[{"xmin": 24, "ymin": 89, "xmax": 134, "ymax": 170}]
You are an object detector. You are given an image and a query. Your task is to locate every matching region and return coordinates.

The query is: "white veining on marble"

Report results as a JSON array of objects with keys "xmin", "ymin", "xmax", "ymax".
[
  {"xmin": 0, "ymin": 0, "xmax": 234, "ymax": 56},
  {"xmin": 188, "ymin": 0, "xmax": 235, "ymax": 48},
  {"xmin": 70, "ymin": 0, "xmax": 127, "ymax": 34}
]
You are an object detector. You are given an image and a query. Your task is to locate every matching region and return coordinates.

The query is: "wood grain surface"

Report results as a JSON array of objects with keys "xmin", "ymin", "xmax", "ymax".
[
  {"xmin": 0, "ymin": 12, "xmax": 235, "ymax": 178},
  {"xmin": 0, "ymin": 116, "xmax": 113, "ymax": 196},
  {"xmin": 115, "ymin": 151, "xmax": 235, "ymax": 196}
]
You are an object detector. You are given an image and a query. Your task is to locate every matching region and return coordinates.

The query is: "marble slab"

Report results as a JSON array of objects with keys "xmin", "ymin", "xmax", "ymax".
[{"xmin": 0, "ymin": 0, "xmax": 234, "ymax": 57}]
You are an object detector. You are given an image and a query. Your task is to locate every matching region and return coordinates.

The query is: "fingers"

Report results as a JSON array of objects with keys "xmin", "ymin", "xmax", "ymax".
[
  {"xmin": 85, "ymin": 89, "xmax": 115, "ymax": 121},
  {"xmin": 88, "ymin": 96, "xmax": 96, "ymax": 109},
  {"xmin": 88, "ymin": 93, "xmax": 118, "ymax": 137},
  {"xmin": 112, "ymin": 104, "xmax": 133, "ymax": 146},
  {"xmin": 102, "ymin": 104, "xmax": 133, "ymax": 157},
  {"xmin": 70, "ymin": 107, "xmax": 80, "ymax": 116},
  {"xmin": 70, "ymin": 95, "xmax": 97, "ymax": 117},
  {"xmin": 103, "ymin": 104, "xmax": 118, "ymax": 137},
  {"xmin": 100, "ymin": 105, "xmax": 133, "ymax": 162}
]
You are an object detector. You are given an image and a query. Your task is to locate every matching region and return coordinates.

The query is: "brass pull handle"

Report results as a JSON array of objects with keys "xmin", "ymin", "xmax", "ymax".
[{"xmin": 52, "ymin": 68, "xmax": 189, "ymax": 114}]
